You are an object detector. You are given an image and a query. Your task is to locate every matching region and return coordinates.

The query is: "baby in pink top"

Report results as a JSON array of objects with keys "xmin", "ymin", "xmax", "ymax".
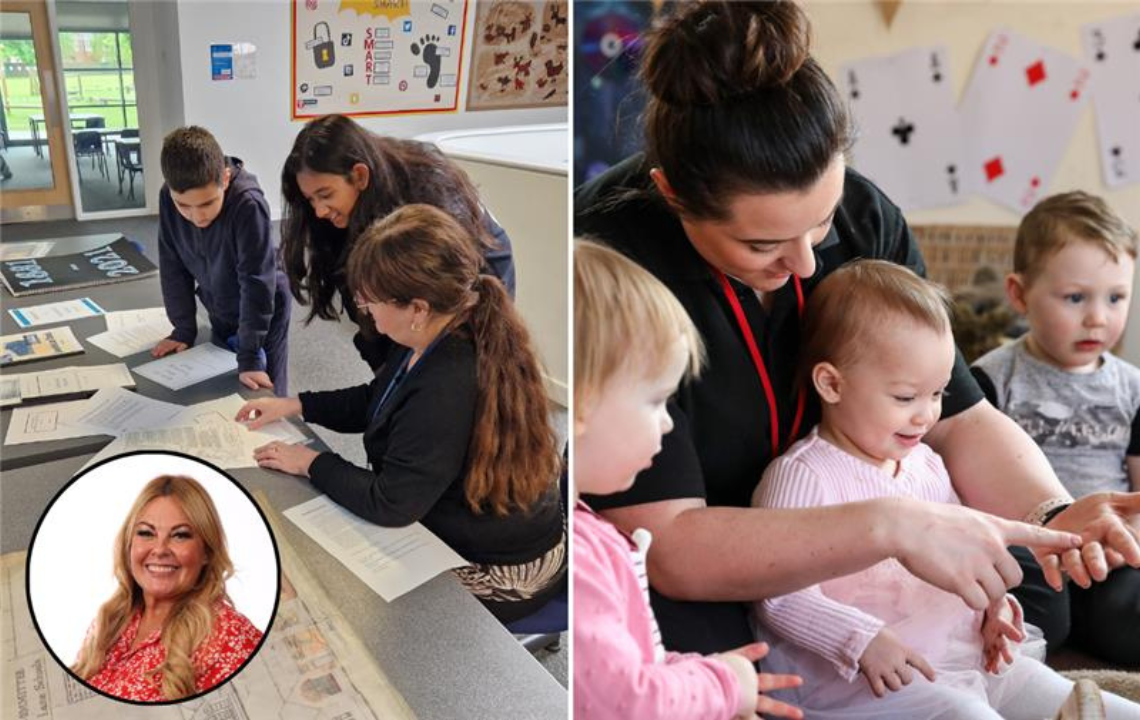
[
  {"xmin": 573, "ymin": 240, "xmax": 803, "ymax": 720},
  {"xmin": 750, "ymin": 259, "xmax": 1140, "ymax": 719}
]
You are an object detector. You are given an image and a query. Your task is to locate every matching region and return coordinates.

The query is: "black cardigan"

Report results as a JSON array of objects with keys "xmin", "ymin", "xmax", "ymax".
[{"xmin": 299, "ymin": 332, "xmax": 562, "ymax": 566}]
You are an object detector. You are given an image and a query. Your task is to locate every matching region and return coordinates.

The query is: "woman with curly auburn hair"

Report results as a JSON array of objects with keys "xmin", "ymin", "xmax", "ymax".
[{"xmin": 72, "ymin": 476, "xmax": 263, "ymax": 701}]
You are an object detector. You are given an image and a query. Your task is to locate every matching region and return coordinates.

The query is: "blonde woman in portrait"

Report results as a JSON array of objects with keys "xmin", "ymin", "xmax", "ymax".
[{"xmin": 72, "ymin": 475, "xmax": 264, "ymax": 702}]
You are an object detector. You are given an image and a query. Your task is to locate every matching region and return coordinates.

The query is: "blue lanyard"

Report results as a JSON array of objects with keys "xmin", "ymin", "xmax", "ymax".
[{"xmin": 370, "ymin": 333, "xmax": 448, "ymax": 421}]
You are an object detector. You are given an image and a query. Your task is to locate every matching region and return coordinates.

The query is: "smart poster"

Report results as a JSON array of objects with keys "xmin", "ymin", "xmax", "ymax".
[{"xmin": 292, "ymin": 0, "xmax": 470, "ymax": 119}]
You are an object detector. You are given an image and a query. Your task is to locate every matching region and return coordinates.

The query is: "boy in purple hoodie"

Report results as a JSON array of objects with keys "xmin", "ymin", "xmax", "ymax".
[{"xmin": 153, "ymin": 126, "xmax": 291, "ymax": 394}]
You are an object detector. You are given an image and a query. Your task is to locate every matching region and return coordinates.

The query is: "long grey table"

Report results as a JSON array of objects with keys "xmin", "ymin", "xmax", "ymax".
[
  {"xmin": 1, "ymin": 234, "xmax": 260, "ymax": 469},
  {"xmin": 1, "ymin": 234, "xmax": 566, "ymax": 717},
  {"xmin": 1, "ymin": 456, "xmax": 567, "ymax": 719}
]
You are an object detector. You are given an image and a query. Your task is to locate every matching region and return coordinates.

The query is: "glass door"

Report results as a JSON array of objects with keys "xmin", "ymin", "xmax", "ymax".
[
  {"xmin": 55, "ymin": 0, "xmax": 143, "ymax": 214},
  {"xmin": 0, "ymin": 0, "xmax": 74, "ymax": 215}
]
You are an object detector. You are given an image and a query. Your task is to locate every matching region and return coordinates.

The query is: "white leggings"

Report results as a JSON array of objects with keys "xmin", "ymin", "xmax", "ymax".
[
  {"xmin": 878, "ymin": 657, "xmax": 1139, "ymax": 720},
  {"xmin": 775, "ymin": 656, "xmax": 1140, "ymax": 719}
]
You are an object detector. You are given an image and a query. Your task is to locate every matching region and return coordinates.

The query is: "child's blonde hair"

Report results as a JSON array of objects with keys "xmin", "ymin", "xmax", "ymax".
[
  {"xmin": 1015, "ymin": 191, "xmax": 1138, "ymax": 286},
  {"xmin": 801, "ymin": 259, "xmax": 953, "ymax": 378},
  {"xmin": 574, "ymin": 239, "xmax": 704, "ymax": 409}
]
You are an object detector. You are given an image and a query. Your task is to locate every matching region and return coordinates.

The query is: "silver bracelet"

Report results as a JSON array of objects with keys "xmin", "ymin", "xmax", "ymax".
[{"xmin": 1023, "ymin": 497, "xmax": 1072, "ymax": 526}]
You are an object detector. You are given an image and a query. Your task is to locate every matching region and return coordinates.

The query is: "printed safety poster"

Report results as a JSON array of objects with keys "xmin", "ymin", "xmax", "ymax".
[{"xmin": 292, "ymin": 0, "xmax": 469, "ymax": 118}]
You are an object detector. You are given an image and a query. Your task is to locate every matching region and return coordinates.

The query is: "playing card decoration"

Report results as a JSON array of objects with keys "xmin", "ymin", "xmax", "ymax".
[
  {"xmin": 841, "ymin": 46, "xmax": 966, "ymax": 211},
  {"xmin": 1081, "ymin": 13, "xmax": 1140, "ymax": 189},
  {"xmin": 960, "ymin": 28, "xmax": 1092, "ymax": 213}
]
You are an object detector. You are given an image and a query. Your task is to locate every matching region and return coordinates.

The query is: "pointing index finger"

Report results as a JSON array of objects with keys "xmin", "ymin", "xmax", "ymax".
[{"xmin": 999, "ymin": 519, "xmax": 1082, "ymax": 551}]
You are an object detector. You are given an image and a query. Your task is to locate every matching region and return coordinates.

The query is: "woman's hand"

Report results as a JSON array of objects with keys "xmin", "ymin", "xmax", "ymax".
[
  {"xmin": 1036, "ymin": 492, "xmax": 1140, "ymax": 589},
  {"xmin": 888, "ymin": 498, "xmax": 1082, "ymax": 611},
  {"xmin": 857, "ymin": 628, "xmax": 935, "ymax": 698},
  {"xmin": 253, "ymin": 440, "xmax": 319, "ymax": 477},
  {"xmin": 235, "ymin": 397, "xmax": 302, "ymax": 430},
  {"xmin": 981, "ymin": 595, "xmax": 1024, "ymax": 674},
  {"xmin": 717, "ymin": 642, "xmax": 803, "ymax": 719}
]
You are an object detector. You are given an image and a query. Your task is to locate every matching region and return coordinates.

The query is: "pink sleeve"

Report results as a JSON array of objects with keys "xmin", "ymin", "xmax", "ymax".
[
  {"xmin": 573, "ymin": 520, "xmax": 741, "ymax": 720},
  {"xmin": 752, "ymin": 457, "xmax": 884, "ymax": 682}
]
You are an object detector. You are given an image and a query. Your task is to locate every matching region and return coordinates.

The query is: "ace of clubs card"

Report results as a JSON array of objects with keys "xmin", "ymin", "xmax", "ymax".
[{"xmin": 841, "ymin": 46, "xmax": 965, "ymax": 211}]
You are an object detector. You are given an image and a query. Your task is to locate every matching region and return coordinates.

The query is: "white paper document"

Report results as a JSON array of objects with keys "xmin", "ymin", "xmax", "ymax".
[
  {"xmin": 284, "ymin": 495, "xmax": 468, "ymax": 601},
  {"xmin": 0, "ymin": 240, "xmax": 54, "ymax": 260},
  {"xmin": 4, "ymin": 363, "xmax": 134, "ymax": 405},
  {"xmin": 132, "ymin": 342, "xmax": 237, "ymax": 390},
  {"xmin": 70, "ymin": 386, "xmax": 183, "ymax": 435},
  {"xmin": 5, "ymin": 400, "xmax": 108, "ymax": 445},
  {"xmin": 103, "ymin": 306, "xmax": 169, "ymax": 331},
  {"xmin": 87, "ymin": 311, "xmax": 175, "ymax": 358},
  {"xmin": 8, "ymin": 297, "xmax": 106, "ymax": 329},
  {"xmin": 177, "ymin": 393, "xmax": 308, "ymax": 444},
  {"xmin": 82, "ymin": 394, "xmax": 308, "ymax": 470}
]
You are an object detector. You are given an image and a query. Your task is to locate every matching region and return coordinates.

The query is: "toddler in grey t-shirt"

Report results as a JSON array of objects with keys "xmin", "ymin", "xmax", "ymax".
[{"xmin": 971, "ymin": 191, "xmax": 1140, "ymax": 666}]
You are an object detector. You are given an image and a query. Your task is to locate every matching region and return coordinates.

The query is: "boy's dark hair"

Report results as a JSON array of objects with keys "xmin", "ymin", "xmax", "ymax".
[{"xmin": 160, "ymin": 126, "xmax": 226, "ymax": 192}]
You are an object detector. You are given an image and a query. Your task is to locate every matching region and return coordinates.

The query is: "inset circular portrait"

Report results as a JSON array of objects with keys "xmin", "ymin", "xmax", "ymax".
[{"xmin": 27, "ymin": 451, "xmax": 279, "ymax": 704}]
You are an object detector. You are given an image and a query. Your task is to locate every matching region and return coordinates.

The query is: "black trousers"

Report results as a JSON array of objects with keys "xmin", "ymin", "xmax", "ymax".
[{"xmin": 1010, "ymin": 546, "xmax": 1140, "ymax": 666}]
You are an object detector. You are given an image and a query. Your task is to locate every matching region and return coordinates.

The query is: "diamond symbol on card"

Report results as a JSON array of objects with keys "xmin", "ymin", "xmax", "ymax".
[
  {"xmin": 1025, "ymin": 60, "xmax": 1047, "ymax": 87},
  {"xmin": 984, "ymin": 157, "xmax": 1005, "ymax": 182}
]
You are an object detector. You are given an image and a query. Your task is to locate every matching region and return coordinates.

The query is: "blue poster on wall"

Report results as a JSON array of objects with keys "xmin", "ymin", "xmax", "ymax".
[{"xmin": 210, "ymin": 44, "xmax": 234, "ymax": 81}]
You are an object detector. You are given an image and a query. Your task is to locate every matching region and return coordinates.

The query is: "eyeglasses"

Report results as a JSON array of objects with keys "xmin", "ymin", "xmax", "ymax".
[{"xmin": 353, "ymin": 295, "xmax": 405, "ymax": 310}]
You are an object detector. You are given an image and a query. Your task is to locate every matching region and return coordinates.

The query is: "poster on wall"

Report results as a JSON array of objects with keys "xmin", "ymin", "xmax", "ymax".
[
  {"xmin": 466, "ymin": 0, "xmax": 568, "ymax": 111},
  {"xmin": 292, "ymin": 0, "xmax": 469, "ymax": 119}
]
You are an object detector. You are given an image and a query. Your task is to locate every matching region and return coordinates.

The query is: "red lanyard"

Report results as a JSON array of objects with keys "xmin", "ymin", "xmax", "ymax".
[{"xmin": 712, "ymin": 269, "xmax": 806, "ymax": 458}]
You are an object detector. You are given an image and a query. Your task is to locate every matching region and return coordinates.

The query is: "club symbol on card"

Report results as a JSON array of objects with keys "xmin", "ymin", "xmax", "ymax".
[
  {"xmin": 891, "ymin": 118, "xmax": 915, "ymax": 146},
  {"xmin": 1111, "ymin": 146, "xmax": 1125, "ymax": 178},
  {"xmin": 1025, "ymin": 60, "xmax": 1047, "ymax": 87},
  {"xmin": 1092, "ymin": 29, "xmax": 1107, "ymax": 62},
  {"xmin": 984, "ymin": 156, "xmax": 1005, "ymax": 183},
  {"xmin": 946, "ymin": 165, "xmax": 959, "ymax": 194},
  {"xmin": 929, "ymin": 52, "xmax": 943, "ymax": 83}
]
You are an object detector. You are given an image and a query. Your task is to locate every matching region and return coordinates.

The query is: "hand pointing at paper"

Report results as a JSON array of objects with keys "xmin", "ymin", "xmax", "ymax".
[{"xmin": 235, "ymin": 397, "xmax": 301, "ymax": 431}]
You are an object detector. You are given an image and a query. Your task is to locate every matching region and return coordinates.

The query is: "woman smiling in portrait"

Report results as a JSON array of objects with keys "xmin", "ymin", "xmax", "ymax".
[{"xmin": 72, "ymin": 476, "xmax": 264, "ymax": 702}]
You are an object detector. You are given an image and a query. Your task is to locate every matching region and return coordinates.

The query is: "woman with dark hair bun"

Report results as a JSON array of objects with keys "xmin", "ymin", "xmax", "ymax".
[
  {"xmin": 575, "ymin": 0, "xmax": 1138, "ymax": 669},
  {"xmin": 280, "ymin": 114, "xmax": 515, "ymax": 370}
]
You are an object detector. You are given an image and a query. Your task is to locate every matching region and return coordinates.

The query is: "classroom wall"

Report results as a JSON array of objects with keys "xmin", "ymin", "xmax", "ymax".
[
  {"xmin": 806, "ymin": 1, "xmax": 1140, "ymax": 363},
  {"xmin": 163, "ymin": 1, "xmax": 565, "ymax": 219}
]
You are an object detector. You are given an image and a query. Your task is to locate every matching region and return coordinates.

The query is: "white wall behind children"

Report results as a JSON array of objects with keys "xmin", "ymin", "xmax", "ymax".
[
  {"xmin": 806, "ymin": 1, "xmax": 1140, "ymax": 362},
  {"xmin": 129, "ymin": 1, "xmax": 565, "ymax": 220}
]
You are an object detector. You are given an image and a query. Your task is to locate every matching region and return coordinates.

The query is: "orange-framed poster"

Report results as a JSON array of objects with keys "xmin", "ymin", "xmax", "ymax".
[{"xmin": 292, "ymin": 0, "xmax": 469, "ymax": 119}]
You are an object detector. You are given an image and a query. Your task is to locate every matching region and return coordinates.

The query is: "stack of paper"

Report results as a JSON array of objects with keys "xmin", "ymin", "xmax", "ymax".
[
  {"xmin": 86, "ymin": 307, "xmax": 174, "ymax": 358},
  {"xmin": 0, "ymin": 363, "xmax": 134, "ymax": 407}
]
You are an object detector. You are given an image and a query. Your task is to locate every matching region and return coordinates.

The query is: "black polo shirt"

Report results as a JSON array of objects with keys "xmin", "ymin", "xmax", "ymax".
[{"xmin": 574, "ymin": 154, "xmax": 984, "ymax": 654}]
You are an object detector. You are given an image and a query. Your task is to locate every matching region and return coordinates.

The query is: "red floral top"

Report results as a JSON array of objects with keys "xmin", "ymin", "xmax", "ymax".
[{"xmin": 86, "ymin": 601, "xmax": 264, "ymax": 701}]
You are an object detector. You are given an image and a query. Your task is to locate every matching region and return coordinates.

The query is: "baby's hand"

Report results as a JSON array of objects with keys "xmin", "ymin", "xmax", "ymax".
[
  {"xmin": 981, "ymin": 595, "xmax": 1024, "ymax": 674},
  {"xmin": 858, "ymin": 628, "xmax": 935, "ymax": 698},
  {"xmin": 716, "ymin": 642, "xmax": 803, "ymax": 719}
]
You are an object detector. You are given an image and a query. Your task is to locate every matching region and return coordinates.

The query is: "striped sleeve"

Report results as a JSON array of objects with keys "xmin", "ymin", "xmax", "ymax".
[{"xmin": 752, "ymin": 455, "xmax": 885, "ymax": 681}]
